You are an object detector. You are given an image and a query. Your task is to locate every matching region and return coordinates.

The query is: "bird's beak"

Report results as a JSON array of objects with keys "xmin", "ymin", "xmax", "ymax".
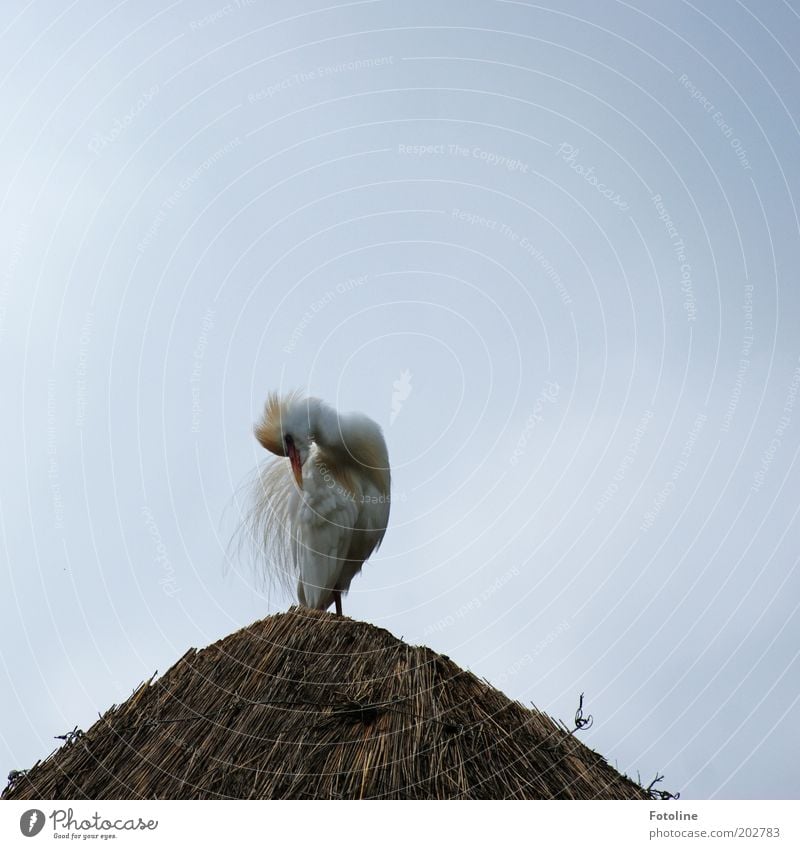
[{"xmin": 287, "ymin": 442, "xmax": 303, "ymax": 490}]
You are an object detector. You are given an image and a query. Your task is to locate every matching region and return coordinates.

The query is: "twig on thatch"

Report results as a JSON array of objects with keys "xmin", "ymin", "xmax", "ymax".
[
  {"xmin": 329, "ymin": 698, "xmax": 380, "ymax": 725},
  {"xmin": 54, "ymin": 726, "xmax": 84, "ymax": 745},
  {"xmin": 645, "ymin": 772, "xmax": 680, "ymax": 800},
  {"xmin": 570, "ymin": 693, "xmax": 593, "ymax": 733}
]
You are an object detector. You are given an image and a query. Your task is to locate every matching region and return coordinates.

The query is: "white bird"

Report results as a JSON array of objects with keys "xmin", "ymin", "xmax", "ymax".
[{"xmin": 244, "ymin": 391, "xmax": 391, "ymax": 616}]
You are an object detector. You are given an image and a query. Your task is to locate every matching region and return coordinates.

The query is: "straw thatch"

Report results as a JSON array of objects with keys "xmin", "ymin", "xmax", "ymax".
[{"xmin": 4, "ymin": 608, "xmax": 647, "ymax": 800}]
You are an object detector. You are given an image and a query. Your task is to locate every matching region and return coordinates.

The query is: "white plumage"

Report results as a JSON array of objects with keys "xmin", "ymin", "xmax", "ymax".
[{"xmin": 242, "ymin": 392, "xmax": 390, "ymax": 615}]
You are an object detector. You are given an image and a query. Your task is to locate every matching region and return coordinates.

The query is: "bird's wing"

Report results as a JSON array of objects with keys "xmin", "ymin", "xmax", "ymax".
[
  {"xmin": 296, "ymin": 459, "xmax": 360, "ymax": 610},
  {"xmin": 347, "ymin": 484, "xmax": 390, "ymax": 561},
  {"xmin": 335, "ymin": 481, "xmax": 391, "ymax": 595}
]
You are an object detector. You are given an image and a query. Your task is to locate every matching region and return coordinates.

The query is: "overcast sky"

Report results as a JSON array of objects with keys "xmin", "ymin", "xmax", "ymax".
[{"xmin": 1, "ymin": 0, "xmax": 799, "ymax": 801}]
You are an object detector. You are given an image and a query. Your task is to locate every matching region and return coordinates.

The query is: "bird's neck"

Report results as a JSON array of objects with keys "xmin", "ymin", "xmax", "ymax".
[{"xmin": 308, "ymin": 399, "xmax": 343, "ymax": 454}]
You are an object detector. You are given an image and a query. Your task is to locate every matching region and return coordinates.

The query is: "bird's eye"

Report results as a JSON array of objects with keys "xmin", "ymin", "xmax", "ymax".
[{"xmin": 284, "ymin": 434, "xmax": 294, "ymax": 448}]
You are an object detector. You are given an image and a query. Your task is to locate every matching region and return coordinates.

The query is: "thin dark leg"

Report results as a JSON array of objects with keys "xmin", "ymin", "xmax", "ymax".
[{"xmin": 333, "ymin": 590, "xmax": 342, "ymax": 616}]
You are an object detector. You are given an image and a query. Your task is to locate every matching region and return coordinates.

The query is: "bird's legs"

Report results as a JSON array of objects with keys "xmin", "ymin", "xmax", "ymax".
[{"xmin": 333, "ymin": 590, "xmax": 343, "ymax": 616}]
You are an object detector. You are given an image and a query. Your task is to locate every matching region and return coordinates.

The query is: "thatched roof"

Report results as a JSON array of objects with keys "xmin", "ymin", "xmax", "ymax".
[{"xmin": 4, "ymin": 608, "xmax": 647, "ymax": 800}]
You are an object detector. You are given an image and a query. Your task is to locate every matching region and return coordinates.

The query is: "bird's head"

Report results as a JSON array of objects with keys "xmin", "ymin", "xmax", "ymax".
[{"xmin": 254, "ymin": 391, "xmax": 314, "ymax": 489}]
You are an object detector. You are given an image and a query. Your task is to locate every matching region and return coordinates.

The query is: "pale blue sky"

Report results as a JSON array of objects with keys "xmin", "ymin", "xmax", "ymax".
[{"xmin": 1, "ymin": 0, "xmax": 799, "ymax": 799}]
